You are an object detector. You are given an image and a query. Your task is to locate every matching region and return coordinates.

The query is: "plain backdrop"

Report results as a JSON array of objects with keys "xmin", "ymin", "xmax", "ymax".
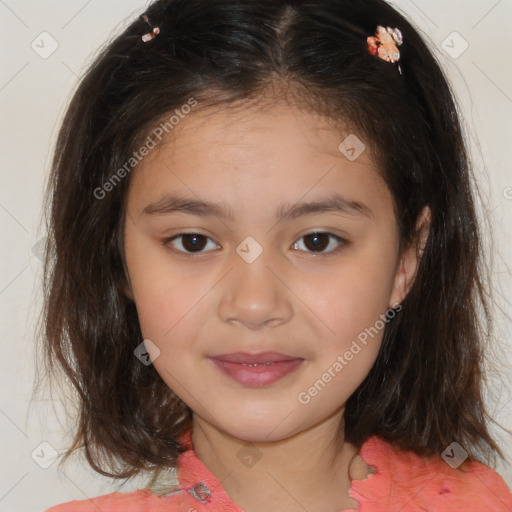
[{"xmin": 0, "ymin": 1, "xmax": 511, "ymax": 511}]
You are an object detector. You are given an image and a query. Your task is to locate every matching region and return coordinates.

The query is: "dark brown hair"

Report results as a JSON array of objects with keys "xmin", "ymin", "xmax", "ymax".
[{"xmin": 35, "ymin": 0, "xmax": 510, "ymax": 489}]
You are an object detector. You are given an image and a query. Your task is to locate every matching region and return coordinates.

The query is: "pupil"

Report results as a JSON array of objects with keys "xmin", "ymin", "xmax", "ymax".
[
  {"xmin": 305, "ymin": 232, "xmax": 328, "ymax": 252},
  {"xmin": 183, "ymin": 234, "xmax": 207, "ymax": 252}
]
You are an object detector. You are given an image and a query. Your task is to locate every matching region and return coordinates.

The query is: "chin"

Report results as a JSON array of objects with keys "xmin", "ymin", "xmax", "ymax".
[{"xmin": 212, "ymin": 412, "xmax": 306, "ymax": 444}]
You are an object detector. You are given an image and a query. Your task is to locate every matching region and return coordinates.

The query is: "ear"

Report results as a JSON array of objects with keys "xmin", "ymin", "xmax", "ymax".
[
  {"xmin": 123, "ymin": 279, "xmax": 135, "ymax": 301},
  {"xmin": 389, "ymin": 205, "xmax": 431, "ymax": 308},
  {"xmin": 120, "ymin": 265, "xmax": 135, "ymax": 301},
  {"xmin": 117, "ymin": 227, "xmax": 135, "ymax": 301}
]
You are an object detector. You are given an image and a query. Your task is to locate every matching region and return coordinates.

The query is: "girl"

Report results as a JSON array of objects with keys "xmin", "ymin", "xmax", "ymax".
[{"xmin": 39, "ymin": 0, "xmax": 512, "ymax": 510}]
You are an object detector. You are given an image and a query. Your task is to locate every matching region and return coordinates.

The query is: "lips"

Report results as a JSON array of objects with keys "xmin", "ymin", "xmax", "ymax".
[
  {"xmin": 210, "ymin": 351, "xmax": 301, "ymax": 365},
  {"xmin": 208, "ymin": 351, "xmax": 305, "ymax": 386}
]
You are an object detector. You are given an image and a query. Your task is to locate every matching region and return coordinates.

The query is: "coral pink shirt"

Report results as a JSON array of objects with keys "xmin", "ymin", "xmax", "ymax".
[{"xmin": 45, "ymin": 429, "xmax": 512, "ymax": 511}]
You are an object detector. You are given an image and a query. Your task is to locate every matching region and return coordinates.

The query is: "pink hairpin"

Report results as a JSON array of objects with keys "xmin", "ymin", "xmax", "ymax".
[
  {"xmin": 140, "ymin": 14, "xmax": 160, "ymax": 43},
  {"xmin": 367, "ymin": 25, "xmax": 403, "ymax": 74}
]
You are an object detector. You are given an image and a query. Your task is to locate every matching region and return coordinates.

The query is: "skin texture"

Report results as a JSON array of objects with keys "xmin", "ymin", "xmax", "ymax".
[{"xmin": 123, "ymin": 100, "xmax": 430, "ymax": 512}]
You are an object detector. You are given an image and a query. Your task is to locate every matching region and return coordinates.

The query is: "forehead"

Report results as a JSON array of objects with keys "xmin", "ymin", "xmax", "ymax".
[
  {"xmin": 147, "ymin": 100, "xmax": 370, "ymax": 158},
  {"xmin": 126, "ymin": 101, "xmax": 393, "ymax": 220}
]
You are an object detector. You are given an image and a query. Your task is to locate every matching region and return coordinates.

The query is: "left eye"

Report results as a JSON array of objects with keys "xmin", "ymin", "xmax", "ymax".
[{"xmin": 292, "ymin": 232, "xmax": 345, "ymax": 254}]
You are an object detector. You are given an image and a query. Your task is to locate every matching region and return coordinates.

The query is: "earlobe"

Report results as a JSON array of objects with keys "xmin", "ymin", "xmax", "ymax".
[{"xmin": 389, "ymin": 205, "xmax": 431, "ymax": 307}]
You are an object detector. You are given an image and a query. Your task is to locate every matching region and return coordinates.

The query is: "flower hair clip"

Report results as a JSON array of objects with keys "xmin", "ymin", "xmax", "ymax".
[
  {"xmin": 367, "ymin": 25, "xmax": 403, "ymax": 74},
  {"xmin": 140, "ymin": 13, "xmax": 160, "ymax": 43}
]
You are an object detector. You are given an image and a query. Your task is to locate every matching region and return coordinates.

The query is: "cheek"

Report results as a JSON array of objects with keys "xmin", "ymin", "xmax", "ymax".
[
  {"xmin": 133, "ymin": 272, "xmax": 210, "ymax": 344},
  {"xmin": 306, "ymin": 251, "xmax": 397, "ymax": 341},
  {"xmin": 315, "ymin": 276, "xmax": 373, "ymax": 320},
  {"xmin": 124, "ymin": 230, "xmax": 203, "ymax": 340}
]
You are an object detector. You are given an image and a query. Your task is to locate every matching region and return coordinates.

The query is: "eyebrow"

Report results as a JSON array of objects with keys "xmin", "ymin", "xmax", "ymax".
[{"xmin": 142, "ymin": 192, "xmax": 374, "ymax": 221}]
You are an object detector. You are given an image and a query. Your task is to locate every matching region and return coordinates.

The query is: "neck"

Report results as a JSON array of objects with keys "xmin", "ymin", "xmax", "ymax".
[{"xmin": 191, "ymin": 408, "xmax": 366, "ymax": 512}]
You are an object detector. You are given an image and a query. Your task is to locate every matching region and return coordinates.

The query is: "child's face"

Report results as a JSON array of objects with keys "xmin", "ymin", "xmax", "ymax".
[{"xmin": 123, "ymin": 101, "xmax": 412, "ymax": 442}]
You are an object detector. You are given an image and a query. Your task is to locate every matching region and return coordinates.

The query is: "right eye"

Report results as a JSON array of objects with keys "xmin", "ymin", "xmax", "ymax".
[{"xmin": 163, "ymin": 233, "xmax": 220, "ymax": 255}]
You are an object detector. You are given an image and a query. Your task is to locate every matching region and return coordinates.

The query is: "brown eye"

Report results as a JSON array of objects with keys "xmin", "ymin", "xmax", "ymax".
[
  {"xmin": 293, "ymin": 232, "xmax": 345, "ymax": 254},
  {"xmin": 165, "ymin": 233, "xmax": 219, "ymax": 254}
]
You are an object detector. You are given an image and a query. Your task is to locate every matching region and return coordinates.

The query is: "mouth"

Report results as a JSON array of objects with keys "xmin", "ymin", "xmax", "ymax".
[{"xmin": 208, "ymin": 351, "xmax": 305, "ymax": 386}]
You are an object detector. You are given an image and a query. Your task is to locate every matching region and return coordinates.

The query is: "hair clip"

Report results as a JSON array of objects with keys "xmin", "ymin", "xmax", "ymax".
[
  {"xmin": 140, "ymin": 13, "xmax": 160, "ymax": 43},
  {"xmin": 367, "ymin": 25, "xmax": 403, "ymax": 74}
]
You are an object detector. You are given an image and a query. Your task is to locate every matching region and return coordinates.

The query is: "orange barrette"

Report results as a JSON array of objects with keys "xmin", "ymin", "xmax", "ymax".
[{"xmin": 367, "ymin": 25, "xmax": 403, "ymax": 74}]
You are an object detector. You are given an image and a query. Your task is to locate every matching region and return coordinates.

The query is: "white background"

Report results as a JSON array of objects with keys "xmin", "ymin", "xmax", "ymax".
[{"xmin": 0, "ymin": 1, "xmax": 511, "ymax": 511}]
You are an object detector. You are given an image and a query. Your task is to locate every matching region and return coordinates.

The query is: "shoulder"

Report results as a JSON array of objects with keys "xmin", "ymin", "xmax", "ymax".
[
  {"xmin": 350, "ymin": 436, "xmax": 512, "ymax": 512},
  {"xmin": 43, "ymin": 488, "xmax": 184, "ymax": 512}
]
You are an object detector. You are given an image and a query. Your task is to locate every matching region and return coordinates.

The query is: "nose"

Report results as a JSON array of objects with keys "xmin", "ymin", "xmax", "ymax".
[{"xmin": 217, "ymin": 249, "xmax": 294, "ymax": 330}]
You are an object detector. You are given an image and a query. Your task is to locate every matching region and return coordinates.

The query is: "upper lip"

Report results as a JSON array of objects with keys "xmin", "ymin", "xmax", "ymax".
[{"xmin": 209, "ymin": 351, "xmax": 302, "ymax": 364}]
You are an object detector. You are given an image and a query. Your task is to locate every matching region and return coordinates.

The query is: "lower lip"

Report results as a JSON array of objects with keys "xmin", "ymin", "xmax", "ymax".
[{"xmin": 210, "ymin": 358, "xmax": 304, "ymax": 386}]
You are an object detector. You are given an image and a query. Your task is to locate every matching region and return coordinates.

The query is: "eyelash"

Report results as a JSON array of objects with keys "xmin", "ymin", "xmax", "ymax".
[{"xmin": 162, "ymin": 231, "xmax": 347, "ymax": 257}]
